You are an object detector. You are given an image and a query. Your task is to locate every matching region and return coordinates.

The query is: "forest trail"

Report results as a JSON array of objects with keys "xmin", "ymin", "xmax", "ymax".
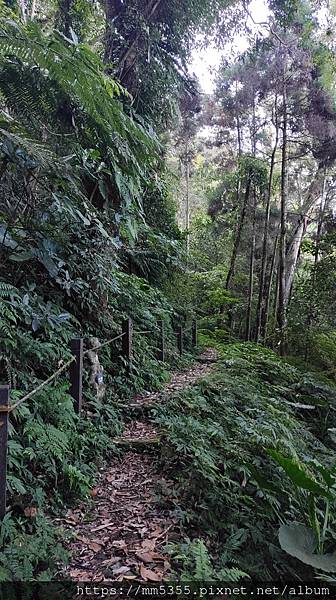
[{"xmin": 62, "ymin": 348, "xmax": 217, "ymax": 583}]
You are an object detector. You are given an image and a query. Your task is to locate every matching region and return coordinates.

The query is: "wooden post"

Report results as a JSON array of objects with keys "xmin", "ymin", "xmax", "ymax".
[
  {"xmin": 70, "ymin": 338, "xmax": 83, "ymax": 415},
  {"xmin": 0, "ymin": 386, "xmax": 9, "ymax": 520},
  {"xmin": 192, "ymin": 319, "xmax": 197, "ymax": 347},
  {"xmin": 157, "ymin": 320, "xmax": 165, "ymax": 361},
  {"xmin": 177, "ymin": 325, "xmax": 183, "ymax": 356},
  {"xmin": 122, "ymin": 318, "xmax": 133, "ymax": 361}
]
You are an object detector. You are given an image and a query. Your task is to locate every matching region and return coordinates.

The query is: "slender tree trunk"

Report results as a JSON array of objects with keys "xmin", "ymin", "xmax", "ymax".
[
  {"xmin": 304, "ymin": 170, "xmax": 327, "ymax": 361},
  {"xmin": 255, "ymin": 100, "xmax": 279, "ymax": 342},
  {"xmin": 283, "ymin": 216, "xmax": 308, "ymax": 307},
  {"xmin": 263, "ymin": 234, "xmax": 279, "ymax": 343},
  {"xmin": 55, "ymin": 0, "xmax": 73, "ymax": 37},
  {"xmin": 237, "ymin": 114, "xmax": 242, "ymax": 157},
  {"xmin": 185, "ymin": 158, "xmax": 190, "ymax": 256},
  {"xmin": 283, "ymin": 163, "xmax": 326, "ymax": 307},
  {"xmin": 313, "ymin": 173, "xmax": 327, "ymax": 267},
  {"xmin": 221, "ymin": 118, "xmax": 241, "ymax": 317},
  {"xmin": 251, "ymin": 94, "xmax": 257, "ymax": 157},
  {"xmin": 30, "ymin": 0, "xmax": 37, "ymax": 19},
  {"xmin": 226, "ymin": 176, "xmax": 251, "ymax": 290},
  {"xmin": 273, "ymin": 262, "xmax": 280, "ymax": 350},
  {"xmin": 19, "ymin": 0, "xmax": 27, "ymax": 22},
  {"xmin": 104, "ymin": 0, "xmax": 124, "ymax": 62},
  {"xmin": 236, "ymin": 86, "xmax": 242, "ymax": 157},
  {"xmin": 107, "ymin": 0, "xmax": 163, "ymax": 88},
  {"xmin": 277, "ymin": 68, "xmax": 288, "ymax": 356},
  {"xmin": 246, "ymin": 188, "xmax": 257, "ymax": 341}
]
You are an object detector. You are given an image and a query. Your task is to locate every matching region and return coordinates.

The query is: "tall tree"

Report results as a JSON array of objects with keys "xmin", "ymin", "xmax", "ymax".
[
  {"xmin": 255, "ymin": 97, "xmax": 279, "ymax": 343},
  {"xmin": 277, "ymin": 52, "xmax": 288, "ymax": 355}
]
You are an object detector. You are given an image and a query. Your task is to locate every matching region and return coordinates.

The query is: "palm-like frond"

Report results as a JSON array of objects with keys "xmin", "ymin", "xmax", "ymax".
[{"xmin": 0, "ymin": 6, "xmax": 158, "ymax": 208}]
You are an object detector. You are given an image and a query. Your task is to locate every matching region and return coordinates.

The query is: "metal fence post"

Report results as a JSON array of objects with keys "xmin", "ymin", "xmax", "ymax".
[
  {"xmin": 70, "ymin": 338, "xmax": 83, "ymax": 415},
  {"xmin": 0, "ymin": 386, "xmax": 9, "ymax": 520},
  {"xmin": 192, "ymin": 319, "xmax": 197, "ymax": 347},
  {"xmin": 157, "ymin": 320, "xmax": 165, "ymax": 362},
  {"xmin": 177, "ymin": 325, "xmax": 183, "ymax": 356},
  {"xmin": 122, "ymin": 318, "xmax": 133, "ymax": 361}
]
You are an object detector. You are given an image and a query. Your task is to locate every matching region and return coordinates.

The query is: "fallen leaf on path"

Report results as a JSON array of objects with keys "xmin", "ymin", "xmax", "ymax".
[
  {"xmin": 88, "ymin": 541, "xmax": 103, "ymax": 552},
  {"xmin": 140, "ymin": 565, "xmax": 163, "ymax": 581},
  {"xmin": 102, "ymin": 557, "xmax": 120, "ymax": 567},
  {"xmin": 112, "ymin": 566, "xmax": 131, "ymax": 575},
  {"xmin": 149, "ymin": 527, "xmax": 163, "ymax": 538},
  {"xmin": 135, "ymin": 551, "xmax": 165, "ymax": 563},
  {"xmin": 111, "ymin": 540, "xmax": 128, "ymax": 553},
  {"xmin": 141, "ymin": 539, "xmax": 156, "ymax": 551},
  {"xmin": 70, "ymin": 569, "xmax": 90, "ymax": 579}
]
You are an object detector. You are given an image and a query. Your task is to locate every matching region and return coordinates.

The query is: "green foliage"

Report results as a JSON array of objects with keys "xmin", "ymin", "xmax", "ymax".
[
  {"xmin": 168, "ymin": 538, "xmax": 248, "ymax": 582},
  {"xmin": 0, "ymin": 513, "xmax": 69, "ymax": 581},
  {"xmin": 0, "ymin": 6, "xmax": 188, "ymax": 581},
  {"xmin": 288, "ymin": 226, "xmax": 336, "ymax": 371},
  {"xmin": 156, "ymin": 342, "xmax": 336, "ymax": 579}
]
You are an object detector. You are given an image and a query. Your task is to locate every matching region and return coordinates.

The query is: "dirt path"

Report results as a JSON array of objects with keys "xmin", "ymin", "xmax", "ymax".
[{"xmin": 63, "ymin": 348, "xmax": 217, "ymax": 583}]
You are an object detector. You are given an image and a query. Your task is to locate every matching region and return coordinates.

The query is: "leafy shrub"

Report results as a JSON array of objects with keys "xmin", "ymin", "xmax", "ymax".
[
  {"xmin": 156, "ymin": 342, "xmax": 336, "ymax": 579},
  {"xmin": 310, "ymin": 332, "xmax": 336, "ymax": 377},
  {"xmin": 0, "ymin": 513, "xmax": 69, "ymax": 581}
]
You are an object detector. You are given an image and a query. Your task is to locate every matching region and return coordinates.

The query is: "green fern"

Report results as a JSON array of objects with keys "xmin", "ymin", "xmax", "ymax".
[
  {"xmin": 218, "ymin": 567, "xmax": 249, "ymax": 582},
  {"xmin": 158, "ymin": 342, "xmax": 336, "ymax": 579},
  {"xmin": 0, "ymin": 9, "xmax": 158, "ymax": 212}
]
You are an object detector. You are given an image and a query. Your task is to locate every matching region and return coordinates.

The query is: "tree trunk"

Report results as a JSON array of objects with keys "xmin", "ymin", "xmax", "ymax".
[
  {"xmin": 283, "ymin": 216, "xmax": 308, "ymax": 307},
  {"xmin": 263, "ymin": 234, "xmax": 278, "ymax": 343},
  {"xmin": 251, "ymin": 94, "xmax": 257, "ymax": 157},
  {"xmin": 245, "ymin": 188, "xmax": 257, "ymax": 341},
  {"xmin": 277, "ymin": 68, "xmax": 288, "ymax": 356},
  {"xmin": 273, "ymin": 261, "xmax": 280, "ymax": 350},
  {"xmin": 237, "ymin": 114, "xmax": 242, "ymax": 157},
  {"xmin": 255, "ymin": 99, "xmax": 279, "ymax": 342},
  {"xmin": 304, "ymin": 169, "xmax": 327, "ymax": 361},
  {"xmin": 283, "ymin": 163, "xmax": 326, "ymax": 307},
  {"xmin": 103, "ymin": 0, "xmax": 163, "ymax": 91},
  {"xmin": 30, "ymin": 0, "xmax": 37, "ymax": 19},
  {"xmin": 235, "ymin": 83, "xmax": 242, "ymax": 158},
  {"xmin": 103, "ymin": 0, "xmax": 125, "ymax": 62},
  {"xmin": 19, "ymin": 0, "xmax": 27, "ymax": 22},
  {"xmin": 226, "ymin": 176, "xmax": 251, "ymax": 290},
  {"xmin": 55, "ymin": 0, "xmax": 73, "ymax": 37},
  {"xmin": 185, "ymin": 158, "xmax": 190, "ymax": 256}
]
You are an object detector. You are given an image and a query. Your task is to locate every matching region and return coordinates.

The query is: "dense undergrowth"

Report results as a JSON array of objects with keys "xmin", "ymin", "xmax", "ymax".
[
  {"xmin": 157, "ymin": 341, "xmax": 336, "ymax": 581},
  {"xmin": 0, "ymin": 8, "xmax": 193, "ymax": 580},
  {"xmin": 0, "ymin": 269, "xmax": 199, "ymax": 580}
]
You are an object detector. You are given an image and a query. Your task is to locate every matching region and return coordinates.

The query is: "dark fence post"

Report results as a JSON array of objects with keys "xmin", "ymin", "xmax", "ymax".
[
  {"xmin": 157, "ymin": 320, "xmax": 165, "ymax": 362},
  {"xmin": 0, "ymin": 385, "xmax": 9, "ymax": 520},
  {"xmin": 122, "ymin": 318, "xmax": 133, "ymax": 361},
  {"xmin": 177, "ymin": 325, "xmax": 183, "ymax": 356},
  {"xmin": 192, "ymin": 319, "xmax": 197, "ymax": 347},
  {"xmin": 70, "ymin": 338, "xmax": 83, "ymax": 415}
]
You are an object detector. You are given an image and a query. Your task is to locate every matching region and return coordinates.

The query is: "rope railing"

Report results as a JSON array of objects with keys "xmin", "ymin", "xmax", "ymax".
[
  {"xmin": 0, "ymin": 332, "xmax": 128, "ymax": 416},
  {"xmin": 1, "ymin": 320, "xmax": 197, "ymax": 414},
  {"xmin": 84, "ymin": 332, "xmax": 126, "ymax": 355},
  {"xmin": 2, "ymin": 357, "xmax": 76, "ymax": 414},
  {"xmin": 134, "ymin": 330, "xmax": 152, "ymax": 335},
  {"xmin": 0, "ymin": 316, "xmax": 198, "ymax": 519}
]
